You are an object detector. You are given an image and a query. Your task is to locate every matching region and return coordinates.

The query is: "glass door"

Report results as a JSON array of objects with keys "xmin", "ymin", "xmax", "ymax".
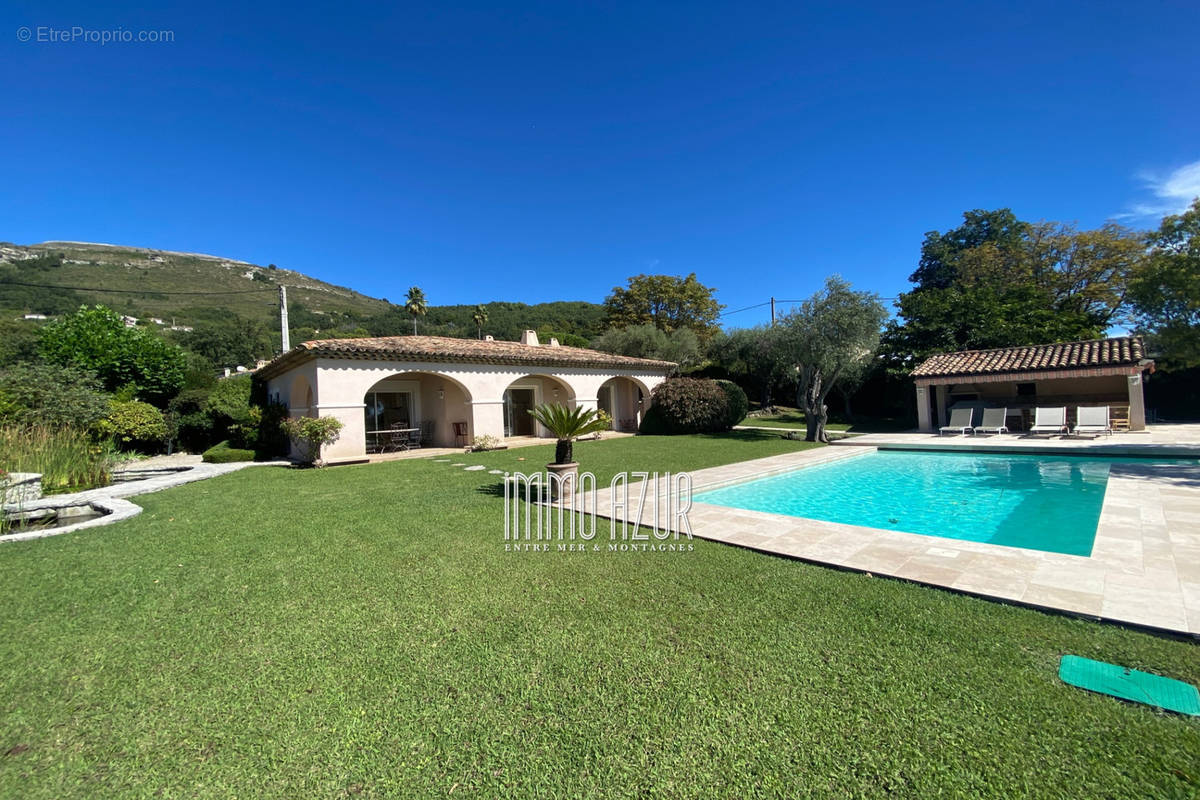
[{"xmin": 504, "ymin": 388, "xmax": 536, "ymax": 436}]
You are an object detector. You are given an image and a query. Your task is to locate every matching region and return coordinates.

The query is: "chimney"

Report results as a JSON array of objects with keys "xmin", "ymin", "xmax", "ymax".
[
  {"xmin": 520, "ymin": 330, "xmax": 540, "ymax": 346},
  {"xmin": 549, "ymin": 337, "xmax": 560, "ymax": 347},
  {"xmin": 484, "ymin": 335, "xmax": 494, "ymax": 342}
]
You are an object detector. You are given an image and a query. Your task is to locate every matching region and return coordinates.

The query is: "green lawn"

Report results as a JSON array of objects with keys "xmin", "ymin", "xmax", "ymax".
[
  {"xmin": 740, "ymin": 407, "xmax": 912, "ymax": 434},
  {"xmin": 1, "ymin": 432, "xmax": 1197, "ymax": 798}
]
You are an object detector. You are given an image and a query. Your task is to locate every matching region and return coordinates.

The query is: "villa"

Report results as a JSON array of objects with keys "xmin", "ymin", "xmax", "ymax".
[
  {"xmin": 258, "ymin": 330, "xmax": 675, "ymax": 461},
  {"xmin": 912, "ymin": 336, "xmax": 1155, "ymax": 433}
]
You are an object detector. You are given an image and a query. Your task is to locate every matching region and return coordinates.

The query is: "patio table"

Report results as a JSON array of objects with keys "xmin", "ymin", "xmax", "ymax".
[{"xmin": 367, "ymin": 428, "xmax": 421, "ymax": 453}]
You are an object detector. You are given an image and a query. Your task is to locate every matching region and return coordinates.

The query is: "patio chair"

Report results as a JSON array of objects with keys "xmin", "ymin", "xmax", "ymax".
[
  {"xmin": 420, "ymin": 420, "xmax": 436, "ymax": 446},
  {"xmin": 1073, "ymin": 406, "xmax": 1112, "ymax": 437},
  {"xmin": 1028, "ymin": 406, "xmax": 1069, "ymax": 437},
  {"xmin": 939, "ymin": 407, "xmax": 975, "ymax": 436},
  {"xmin": 975, "ymin": 407, "xmax": 1009, "ymax": 436},
  {"xmin": 452, "ymin": 421, "xmax": 469, "ymax": 447},
  {"xmin": 385, "ymin": 422, "xmax": 411, "ymax": 453}
]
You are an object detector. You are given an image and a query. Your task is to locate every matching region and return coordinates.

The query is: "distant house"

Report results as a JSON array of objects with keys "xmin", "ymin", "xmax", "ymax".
[
  {"xmin": 121, "ymin": 315, "xmax": 139, "ymax": 327},
  {"xmin": 22, "ymin": 313, "xmax": 48, "ymax": 321},
  {"xmin": 911, "ymin": 336, "xmax": 1155, "ymax": 432},
  {"xmin": 257, "ymin": 330, "xmax": 674, "ymax": 462}
]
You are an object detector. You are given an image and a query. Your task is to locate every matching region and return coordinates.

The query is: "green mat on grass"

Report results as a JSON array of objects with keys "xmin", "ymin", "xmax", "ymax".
[{"xmin": 1059, "ymin": 655, "xmax": 1199, "ymax": 716}]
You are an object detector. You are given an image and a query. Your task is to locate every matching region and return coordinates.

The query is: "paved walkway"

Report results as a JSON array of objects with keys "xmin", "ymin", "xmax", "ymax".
[
  {"xmin": 827, "ymin": 422, "xmax": 1200, "ymax": 457},
  {"xmin": 585, "ymin": 445, "xmax": 1200, "ymax": 636}
]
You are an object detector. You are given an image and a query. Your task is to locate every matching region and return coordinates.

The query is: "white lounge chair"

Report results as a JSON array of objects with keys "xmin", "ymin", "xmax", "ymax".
[
  {"xmin": 939, "ymin": 407, "xmax": 975, "ymax": 436},
  {"xmin": 1073, "ymin": 406, "xmax": 1112, "ymax": 437},
  {"xmin": 1028, "ymin": 406, "xmax": 1068, "ymax": 437},
  {"xmin": 975, "ymin": 407, "xmax": 1009, "ymax": 436}
]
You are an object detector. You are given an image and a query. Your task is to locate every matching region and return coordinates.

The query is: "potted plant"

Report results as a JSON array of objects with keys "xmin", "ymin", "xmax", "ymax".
[{"xmin": 527, "ymin": 403, "xmax": 609, "ymax": 494}]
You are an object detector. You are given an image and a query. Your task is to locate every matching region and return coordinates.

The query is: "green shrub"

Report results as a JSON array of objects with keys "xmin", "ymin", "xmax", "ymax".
[
  {"xmin": 638, "ymin": 377, "xmax": 730, "ymax": 435},
  {"xmin": 166, "ymin": 389, "xmax": 214, "ymax": 453},
  {"xmin": 716, "ymin": 379, "xmax": 749, "ymax": 428},
  {"xmin": 206, "ymin": 375, "xmax": 255, "ymax": 447},
  {"xmin": 38, "ymin": 305, "xmax": 186, "ymax": 405},
  {"xmin": 0, "ymin": 363, "xmax": 111, "ymax": 429},
  {"xmin": 280, "ymin": 416, "xmax": 344, "ymax": 466},
  {"xmin": 201, "ymin": 441, "xmax": 257, "ymax": 463},
  {"xmin": 97, "ymin": 400, "xmax": 169, "ymax": 452},
  {"xmin": 0, "ymin": 424, "xmax": 115, "ymax": 492},
  {"xmin": 250, "ymin": 400, "xmax": 290, "ymax": 458}
]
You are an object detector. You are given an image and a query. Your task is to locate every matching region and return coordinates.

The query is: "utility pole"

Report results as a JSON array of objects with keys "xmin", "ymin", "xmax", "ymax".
[
  {"xmin": 279, "ymin": 285, "xmax": 291, "ymax": 352},
  {"xmin": 770, "ymin": 296, "xmax": 776, "ymax": 326}
]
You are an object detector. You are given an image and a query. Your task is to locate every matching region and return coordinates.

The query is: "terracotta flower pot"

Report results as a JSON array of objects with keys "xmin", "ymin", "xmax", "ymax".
[{"xmin": 545, "ymin": 461, "xmax": 579, "ymax": 499}]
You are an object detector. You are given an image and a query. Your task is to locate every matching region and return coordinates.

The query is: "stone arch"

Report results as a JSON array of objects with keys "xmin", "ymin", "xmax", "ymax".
[
  {"xmin": 361, "ymin": 370, "xmax": 475, "ymax": 450},
  {"xmin": 500, "ymin": 373, "xmax": 575, "ymax": 437},
  {"xmin": 289, "ymin": 373, "xmax": 315, "ymax": 417},
  {"xmin": 597, "ymin": 376, "xmax": 650, "ymax": 432}
]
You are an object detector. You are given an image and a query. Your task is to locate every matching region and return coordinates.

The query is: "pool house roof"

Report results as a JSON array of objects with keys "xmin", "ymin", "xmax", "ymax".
[{"xmin": 911, "ymin": 336, "xmax": 1152, "ymax": 385}]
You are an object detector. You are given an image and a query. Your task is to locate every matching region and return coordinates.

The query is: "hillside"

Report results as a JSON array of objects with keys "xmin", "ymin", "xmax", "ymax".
[
  {"xmin": 0, "ymin": 241, "xmax": 392, "ymax": 325},
  {"xmin": 0, "ymin": 241, "xmax": 609, "ymax": 361}
]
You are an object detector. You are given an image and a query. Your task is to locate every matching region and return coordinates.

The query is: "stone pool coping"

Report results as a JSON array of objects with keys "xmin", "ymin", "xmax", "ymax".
[
  {"xmin": 1, "ymin": 461, "xmax": 288, "ymax": 543},
  {"xmin": 585, "ymin": 446, "xmax": 1200, "ymax": 637}
]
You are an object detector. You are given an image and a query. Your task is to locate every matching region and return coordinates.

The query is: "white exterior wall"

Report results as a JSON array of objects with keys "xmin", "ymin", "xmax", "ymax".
[{"xmin": 266, "ymin": 357, "xmax": 667, "ymax": 462}]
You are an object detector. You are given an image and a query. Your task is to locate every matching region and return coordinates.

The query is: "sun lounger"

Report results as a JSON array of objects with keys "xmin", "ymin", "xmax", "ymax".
[
  {"xmin": 1073, "ymin": 406, "xmax": 1112, "ymax": 437},
  {"xmin": 1028, "ymin": 406, "xmax": 1068, "ymax": 437},
  {"xmin": 975, "ymin": 407, "xmax": 1009, "ymax": 435},
  {"xmin": 939, "ymin": 407, "xmax": 974, "ymax": 436}
]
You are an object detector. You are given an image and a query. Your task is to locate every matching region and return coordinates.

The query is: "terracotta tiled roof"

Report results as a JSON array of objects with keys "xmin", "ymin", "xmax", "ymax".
[
  {"xmin": 259, "ymin": 334, "xmax": 676, "ymax": 377},
  {"xmin": 911, "ymin": 336, "xmax": 1148, "ymax": 379}
]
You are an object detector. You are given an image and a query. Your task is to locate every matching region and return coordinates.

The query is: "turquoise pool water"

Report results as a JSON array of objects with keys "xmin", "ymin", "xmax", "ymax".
[{"xmin": 693, "ymin": 451, "xmax": 1182, "ymax": 556}]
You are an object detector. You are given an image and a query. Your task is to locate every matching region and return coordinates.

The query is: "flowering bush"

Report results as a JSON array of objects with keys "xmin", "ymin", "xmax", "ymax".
[{"xmin": 280, "ymin": 416, "xmax": 343, "ymax": 466}]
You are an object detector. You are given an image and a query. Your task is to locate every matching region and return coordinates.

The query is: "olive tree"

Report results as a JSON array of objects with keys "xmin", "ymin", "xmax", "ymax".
[{"xmin": 776, "ymin": 277, "xmax": 887, "ymax": 443}]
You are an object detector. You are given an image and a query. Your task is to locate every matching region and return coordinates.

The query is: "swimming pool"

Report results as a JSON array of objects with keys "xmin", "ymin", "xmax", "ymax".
[{"xmin": 692, "ymin": 451, "xmax": 1184, "ymax": 557}]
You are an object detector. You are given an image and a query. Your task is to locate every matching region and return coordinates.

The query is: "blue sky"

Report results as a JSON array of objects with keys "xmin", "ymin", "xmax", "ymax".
[{"xmin": 3, "ymin": 1, "xmax": 1198, "ymax": 327}]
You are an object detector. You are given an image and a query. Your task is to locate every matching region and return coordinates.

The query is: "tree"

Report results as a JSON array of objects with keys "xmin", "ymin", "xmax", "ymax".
[
  {"xmin": 0, "ymin": 363, "xmax": 111, "ymax": 429},
  {"xmin": 472, "ymin": 304, "xmax": 488, "ymax": 339},
  {"xmin": 38, "ymin": 305, "xmax": 186, "ymax": 405},
  {"xmin": 591, "ymin": 324, "xmax": 700, "ymax": 369},
  {"xmin": 883, "ymin": 209, "xmax": 1147, "ymax": 368},
  {"xmin": 603, "ymin": 273, "xmax": 722, "ymax": 338},
  {"xmin": 776, "ymin": 277, "xmax": 887, "ymax": 443},
  {"xmin": 405, "ymin": 287, "xmax": 428, "ymax": 335},
  {"xmin": 708, "ymin": 326, "xmax": 791, "ymax": 408},
  {"xmin": 183, "ymin": 316, "xmax": 271, "ymax": 368},
  {"xmin": 1129, "ymin": 198, "xmax": 1200, "ymax": 367},
  {"xmin": 527, "ymin": 404, "xmax": 609, "ymax": 465}
]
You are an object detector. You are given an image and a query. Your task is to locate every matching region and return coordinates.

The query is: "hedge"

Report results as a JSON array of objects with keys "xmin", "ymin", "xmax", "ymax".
[
  {"xmin": 639, "ymin": 377, "xmax": 735, "ymax": 435},
  {"xmin": 201, "ymin": 440, "xmax": 257, "ymax": 463}
]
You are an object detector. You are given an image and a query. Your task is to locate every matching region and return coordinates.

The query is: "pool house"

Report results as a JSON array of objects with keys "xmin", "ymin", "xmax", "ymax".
[{"xmin": 911, "ymin": 336, "xmax": 1155, "ymax": 433}]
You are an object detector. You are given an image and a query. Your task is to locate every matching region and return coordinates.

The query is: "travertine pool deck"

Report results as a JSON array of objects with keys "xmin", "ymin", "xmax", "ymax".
[{"xmin": 588, "ymin": 445, "xmax": 1200, "ymax": 636}]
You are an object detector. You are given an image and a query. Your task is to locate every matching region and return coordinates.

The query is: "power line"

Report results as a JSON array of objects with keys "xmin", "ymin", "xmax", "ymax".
[
  {"xmin": 717, "ymin": 300, "xmax": 773, "ymax": 318},
  {"xmin": 0, "ymin": 279, "xmax": 281, "ymax": 296}
]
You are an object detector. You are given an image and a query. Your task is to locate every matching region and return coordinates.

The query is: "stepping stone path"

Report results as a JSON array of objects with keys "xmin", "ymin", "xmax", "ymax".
[
  {"xmin": 432, "ymin": 459, "xmax": 451, "ymax": 463},
  {"xmin": 464, "ymin": 465, "xmax": 485, "ymax": 471},
  {"xmin": 488, "ymin": 469, "xmax": 504, "ymax": 474},
  {"xmin": 451, "ymin": 463, "xmax": 466, "ymax": 467}
]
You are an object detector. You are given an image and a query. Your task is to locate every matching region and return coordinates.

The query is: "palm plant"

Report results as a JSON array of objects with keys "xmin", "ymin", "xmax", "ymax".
[
  {"xmin": 527, "ymin": 403, "xmax": 609, "ymax": 465},
  {"xmin": 472, "ymin": 304, "xmax": 488, "ymax": 339},
  {"xmin": 404, "ymin": 287, "xmax": 428, "ymax": 334}
]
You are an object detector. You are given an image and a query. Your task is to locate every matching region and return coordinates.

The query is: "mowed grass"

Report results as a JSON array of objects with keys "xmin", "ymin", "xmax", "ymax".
[
  {"xmin": 1, "ymin": 432, "xmax": 1198, "ymax": 799},
  {"xmin": 740, "ymin": 407, "xmax": 912, "ymax": 434}
]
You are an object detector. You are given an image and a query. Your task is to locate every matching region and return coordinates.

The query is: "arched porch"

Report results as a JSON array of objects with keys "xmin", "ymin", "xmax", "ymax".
[{"xmin": 362, "ymin": 371, "xmax": 473, "ymax": 452}]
